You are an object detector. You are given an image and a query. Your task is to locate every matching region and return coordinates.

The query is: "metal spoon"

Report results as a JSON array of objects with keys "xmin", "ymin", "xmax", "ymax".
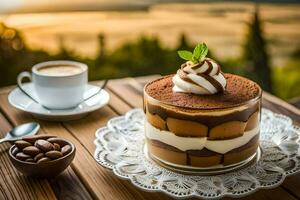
[{"xmin": 0, "ymin": 122, "xmax": 40, "ymax": 144}]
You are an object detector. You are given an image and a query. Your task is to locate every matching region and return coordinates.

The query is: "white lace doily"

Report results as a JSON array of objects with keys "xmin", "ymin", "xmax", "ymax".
[{"xmin": 94, "ymin": 109, "xmax": 300, "ymax": 199}]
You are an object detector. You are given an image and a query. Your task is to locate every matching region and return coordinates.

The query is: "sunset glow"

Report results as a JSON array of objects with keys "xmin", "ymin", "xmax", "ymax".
[
  {"xmin": 0, "ymin": 0, "xmax": 23, "ymax": 12},
  {"xmin": 1, "ymin": 2, "xmax": 299, "ymax": 66}
]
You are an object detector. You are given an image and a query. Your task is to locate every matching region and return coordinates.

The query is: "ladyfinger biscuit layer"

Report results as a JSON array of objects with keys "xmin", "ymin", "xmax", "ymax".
[
  {"xmin": 145, "ymin": 111, "xmax": 259, "ymax": 140},
  {"xmin": 147, "ymin": 134, "xmax": 259, "ymax": 167}
]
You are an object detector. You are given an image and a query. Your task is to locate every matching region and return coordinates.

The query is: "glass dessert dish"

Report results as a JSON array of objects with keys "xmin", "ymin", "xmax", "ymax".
[{"xmin": 143, "ymin": 43, "xmax": 262, "ymax": 169}]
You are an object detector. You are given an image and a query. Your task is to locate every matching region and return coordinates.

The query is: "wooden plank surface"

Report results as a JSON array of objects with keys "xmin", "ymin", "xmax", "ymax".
[
  {"xmin": 0, "ymin": 89, "xmax": 172, "ymax": 200},
  {"xmin": 0, "ymin": 75, "xmax": 299, "ymax": 200},
  {"xmin": 0, "ymin": 97, "xmax": 93, "ymax": 200},
  {"xmin": 0, "ymin": 112, "xmax": 57, "ymax": 200}
]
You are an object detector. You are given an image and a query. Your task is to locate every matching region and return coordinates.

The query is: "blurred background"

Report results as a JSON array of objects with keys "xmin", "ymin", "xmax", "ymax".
[{"xmin": 0, "ymin": 0, "xmax": 299, "ymax": 105}]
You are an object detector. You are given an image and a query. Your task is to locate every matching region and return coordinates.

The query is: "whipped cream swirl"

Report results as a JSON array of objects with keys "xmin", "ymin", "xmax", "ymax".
[{"xmin": 173, "ymin": 58, "xmax": 227, "ymax": 95}]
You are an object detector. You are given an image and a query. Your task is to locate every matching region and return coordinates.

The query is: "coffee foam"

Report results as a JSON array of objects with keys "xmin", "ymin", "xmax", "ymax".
[{"xmin": 37, "ymin": 65, "xmax": 83, "ymax": 76}]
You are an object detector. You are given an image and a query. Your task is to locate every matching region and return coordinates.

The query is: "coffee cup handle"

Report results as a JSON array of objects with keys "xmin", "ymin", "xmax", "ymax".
[
  {"xmin": 17, "ymin": 72, "xmax": 32, "ymax": 87},
  {"xmin": 17, "ymin": 72, "xmax": 39, "ymax": 103}
]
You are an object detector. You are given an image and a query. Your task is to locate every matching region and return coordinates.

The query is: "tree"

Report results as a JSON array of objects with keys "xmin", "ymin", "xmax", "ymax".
[
  {"xmin": 95, "ymin": 33, "xmax": 106, "ymax": 66},
  {"xmin": 176, "ymin": 33, "xmax": 192, "ymax": 51},
  {"xmin": 56, "ymin": 35, "xmax": 74, "ymax": 60},
  {"xmin": 242, "ymin": 4, "xmax": 272, "ymax": 92},
  {"xmin": 0, "ymin": 22, "xmax": 28, "ymax": 85}
]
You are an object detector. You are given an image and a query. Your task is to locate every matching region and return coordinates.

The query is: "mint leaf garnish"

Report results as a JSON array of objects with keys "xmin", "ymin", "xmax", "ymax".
[
  {"xmin": 178, "ymin": 43, "xmax": 208, "ymax": 63},
  {"xmin": 177, "ymin": 50, "xmax": 193, "ymax": 61},
  {"xmin": 193, "ymin": 44, "xmax": 202, "ymax": 59},
  {"xmin": 198, "ymin": 43, "xmax": 208, "ymax": 61},
  {"xmin": 191, "ymin": 55, "xmax": 198, "ymax": 63}
]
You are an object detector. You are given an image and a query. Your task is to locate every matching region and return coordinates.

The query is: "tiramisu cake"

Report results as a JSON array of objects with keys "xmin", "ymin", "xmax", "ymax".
[{"xmin": 143, "ymin": 43, "xmax": 262, "ymax": 167}]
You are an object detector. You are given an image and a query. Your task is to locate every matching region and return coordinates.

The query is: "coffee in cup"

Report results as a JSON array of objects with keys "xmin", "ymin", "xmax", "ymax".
[
  {"xmin": 37, "ymin": 65, "xmax": 83, "ymax": 77},
  {"xmin": 17, "ymin": 60, "xmax": 88, "ymax": 109}
]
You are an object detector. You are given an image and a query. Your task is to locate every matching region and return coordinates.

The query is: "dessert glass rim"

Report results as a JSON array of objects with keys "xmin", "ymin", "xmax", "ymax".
[{"xmin": 144, "ymin": 73, "xmax": 262, "ymax": 111}]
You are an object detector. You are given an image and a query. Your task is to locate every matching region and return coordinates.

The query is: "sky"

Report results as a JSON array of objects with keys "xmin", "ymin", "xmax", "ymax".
[
  {"xmin": 0, "ymin": 1, "xmax": 299, "ymax": 65},
  {"xmin": 0, "ymin": 0, "xmax": 153, "ymax": 13}
]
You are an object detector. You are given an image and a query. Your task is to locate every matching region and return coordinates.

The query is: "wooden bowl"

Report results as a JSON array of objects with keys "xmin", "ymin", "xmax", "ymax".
[{"xmin": 8, "ymin": 138, "xmax": 76, "ymax": 178}]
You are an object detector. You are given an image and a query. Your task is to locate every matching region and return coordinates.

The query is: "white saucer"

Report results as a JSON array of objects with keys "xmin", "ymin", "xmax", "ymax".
[{"xmin": 8, "ymin": 83, "xmax": 110, "ymax": 121}]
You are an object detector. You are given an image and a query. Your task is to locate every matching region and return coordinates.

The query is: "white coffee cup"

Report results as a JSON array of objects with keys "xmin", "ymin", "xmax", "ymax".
[{"xmin": 17, "ymin": 60, "xmax": 88, "ymax": 109}]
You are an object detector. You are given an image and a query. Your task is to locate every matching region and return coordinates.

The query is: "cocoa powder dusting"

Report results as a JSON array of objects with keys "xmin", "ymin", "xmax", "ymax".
[{"xmin": 145, "ymin": 74, "xmax": 261, "ymax": 110}]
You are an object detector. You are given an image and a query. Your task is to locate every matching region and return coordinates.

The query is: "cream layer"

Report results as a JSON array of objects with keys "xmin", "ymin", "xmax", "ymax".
[{"xmin": 145, "ymin": 121, "xmax": 259, "ymax": 154}]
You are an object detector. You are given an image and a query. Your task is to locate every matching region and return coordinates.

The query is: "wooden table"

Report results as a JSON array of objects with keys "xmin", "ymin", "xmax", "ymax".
[{"xmin": 0, "ymin": 75, "xmax": 299, "ymax": 200}]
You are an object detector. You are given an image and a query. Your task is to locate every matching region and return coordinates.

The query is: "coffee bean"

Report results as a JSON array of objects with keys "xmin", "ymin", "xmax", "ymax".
[
  {"xmin": 35, "ymin": 139, "xmax": 54, "ymax": 152},
  {"xmin": 14, "ymin": 140, "xmax": 31, "ymax": 150},
  {"xmin": 23, "ymin": 135, "xmax": 56, "ymax": 144},
  {"xmin": 16, "ymin": 152, "xmax": 31, "ymax": 161},
  {"xmin": 37, "ymin": 157, "xmax": 51, "ymax": 164},
  {"xmin": 53, "ymin": 143, "xmax": 60, "ymax": 151},
  {"xmin": 25, "ymin": 158, "xmax": 35, "ymax": 163},
  {"xmin": 34, "ymin": 153, "xmax": 44, "ymax": 161},
  {"xmin": 47, "ymin": 138, "xmax": 68, "ymax": 147},
  {"xmin": 45, "ymin": 150, "xmax": 63, "ymax": 159},
  {"xmin": 14, "ymin": 137, "xmax": 73, "ymax": 164},
  {"xmin": 23, "ymin": 146, "xmax": 40, "ymax": 156},
  {"xmin": 11, "ymin": 146, "xmax": 19, "ymax": 156},
  {"xmin": 61, "ymin": 145, "xmax": 72, "ymax": 156}
]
